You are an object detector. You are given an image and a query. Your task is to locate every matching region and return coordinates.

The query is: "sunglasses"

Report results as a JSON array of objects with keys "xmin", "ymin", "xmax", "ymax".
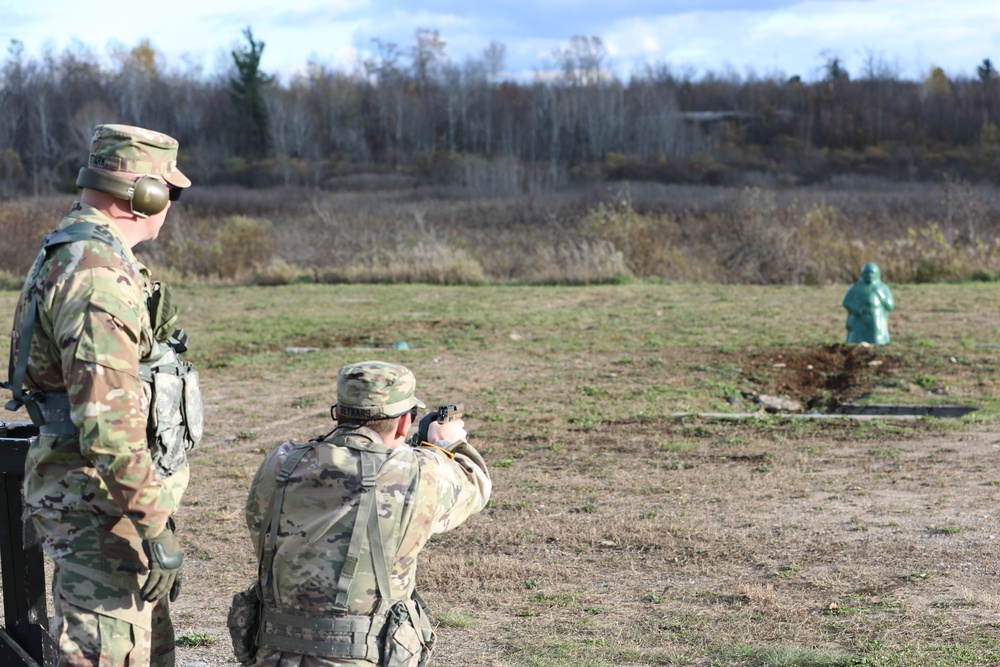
[
  {"xmin": 166, "ymin": 183, "xmax": 182, "ymax": 202},
  {"xmin": 393, "ymin": 406, "xmax": 419, "ymax": 422}
]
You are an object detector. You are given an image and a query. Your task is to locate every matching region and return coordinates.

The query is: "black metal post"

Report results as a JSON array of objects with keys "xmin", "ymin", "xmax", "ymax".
[{"xmin": 0, "ymin": 421, "xmax": 56, "ymax": 667}]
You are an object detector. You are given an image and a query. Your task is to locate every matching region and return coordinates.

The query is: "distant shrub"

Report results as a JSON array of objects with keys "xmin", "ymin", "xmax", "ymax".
[
  {"xmin": 0, "ymin": 198, "xmax": 70, "ymax": 276},
  {"xmin": 577, "ymin": 183, "xmax": 1000, "ymax": 284},
  {"xmin": 970, "ymin": 268, "xmax": 1000, "ymax": 282},
  {"xmin": 602, "ymin": 153, "xmax": 704, "ymax": 185},
  {"xmin": 580, "ymin": 188, "xmax": 708, "ymax": 280},
  {"xmin": 9, "ymin": 179, "xmax": 1000, "ymax": 286},
  {"xmin": 524, "ymin": 240, "xmax": 633, "ymax": 285},
  {"xmin": 876, "ymin": 223, "xmax": 1000, "ymax": 283},
  {"xmin": 217, "ymin": 216, "xmax": 275, "ymax": 278},
  {"xmin": 159, "ymin": 214, "xmax": 274, "ymax": 281},
  {"xmin": 317, "ymin": 242, "xmax": 486, "ymax": 285},
  {"xmin": 251, "ymin": 259, "xmax": 313, "ymax": 286},
  {"xmin": 0, "ymin": 270, "xmax": 25, "ymax": 291},
  {"xmin": 796, "ymin": 201, "xmax": 870, "ymax": 284},
  {"xmin": 712, "ymin": 187, "xmax": 804, "ymax": 284}
]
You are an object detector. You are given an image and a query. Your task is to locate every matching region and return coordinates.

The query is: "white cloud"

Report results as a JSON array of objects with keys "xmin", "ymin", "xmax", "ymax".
[
  {"xmin": 5, "ymin": 0, "xmax": 1000, "ymax": 83},
  {"xmin": 597, "ymin": 0, "xmax": 1000, "ymax": 81}
]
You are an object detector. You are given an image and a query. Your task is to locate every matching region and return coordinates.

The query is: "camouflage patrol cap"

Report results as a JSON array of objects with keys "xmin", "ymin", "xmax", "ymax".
[
  {"xmin": 337, "ymin": 361, "xmax": 426, "ymax": 420},
  {"xmin": 88, "ymin": 124, "xmax": 191, "ymax": 188}
]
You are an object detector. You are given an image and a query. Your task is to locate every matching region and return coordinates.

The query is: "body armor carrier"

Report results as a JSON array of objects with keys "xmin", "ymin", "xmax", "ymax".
[
  {"xmin": 3, "ymin": 221, "xmax": 202, "ymax": 477},
  {"xmin": 231, "ymin": 426, "xmax": 435, "ymax": 666}
]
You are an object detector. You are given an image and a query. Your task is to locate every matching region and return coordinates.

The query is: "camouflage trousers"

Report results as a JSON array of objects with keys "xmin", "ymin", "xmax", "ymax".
[
  {"xmin": 51, "ymin": 592, "xmax": 175, "ymax": 667},
  {"xmin": 34, "ymin": 513, "xmax": 177, "ymax": 667}
]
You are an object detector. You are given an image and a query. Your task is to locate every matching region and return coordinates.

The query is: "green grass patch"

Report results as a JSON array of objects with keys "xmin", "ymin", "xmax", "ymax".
[
  {"xmin": 175, "ymin": 632, "xmax": 215, "ymax": 648},
  {"xmin": 435, "ymin": 610, "xmax": 475, "ymax": 628}
]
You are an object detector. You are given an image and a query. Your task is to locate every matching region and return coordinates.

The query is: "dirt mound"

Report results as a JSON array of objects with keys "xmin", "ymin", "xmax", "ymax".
[{"xmin": 738, "ymin": 343, "xmax": 902, "ymax": 409}]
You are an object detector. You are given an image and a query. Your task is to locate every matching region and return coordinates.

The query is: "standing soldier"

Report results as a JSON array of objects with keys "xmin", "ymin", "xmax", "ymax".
[
  {"xmin": 4, "ymin": 124, "xmax": 202, "ymax": 666},
  {"xmin": 233, "ymin": 361, "xmax": 491, "ymax": 666}
]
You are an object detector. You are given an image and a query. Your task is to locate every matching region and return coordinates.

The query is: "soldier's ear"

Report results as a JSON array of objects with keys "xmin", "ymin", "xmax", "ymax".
[{"xmin": 394, "ymin": 413, "xmax": 411, "ymax": 440}]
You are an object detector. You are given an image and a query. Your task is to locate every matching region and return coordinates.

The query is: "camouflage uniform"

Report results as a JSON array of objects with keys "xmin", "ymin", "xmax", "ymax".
[
  {"xmin": 8, "ymin": 125, "xmax": 191, "ymax": 667},
  {"xmin": 243, "ymin": 362, "xmax": 491, "ymax": 666}
]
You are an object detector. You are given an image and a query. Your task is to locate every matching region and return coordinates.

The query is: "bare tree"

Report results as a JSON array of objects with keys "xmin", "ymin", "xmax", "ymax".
[
  {"xmin": 364, "ymin": 39, "xmax": 407, "ymax": 164},
  {"xmin": 109, "ymin": 39, "xmax": 161, "ymax": 126}
]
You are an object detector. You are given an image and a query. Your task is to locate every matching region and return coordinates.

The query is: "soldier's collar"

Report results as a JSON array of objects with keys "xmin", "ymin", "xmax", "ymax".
[
  {"xmin": 59, "ymin": 203, "xmax": 142, "ymax": 270},
  {"xmin": 330, "ymin": 424, "xmax": 391, "ymax": 453}
]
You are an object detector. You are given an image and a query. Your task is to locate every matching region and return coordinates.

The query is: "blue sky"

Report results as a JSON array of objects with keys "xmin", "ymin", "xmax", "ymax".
[{"xmin": 2, "ymin": 0, "xmax": 999, "ymax": 83}]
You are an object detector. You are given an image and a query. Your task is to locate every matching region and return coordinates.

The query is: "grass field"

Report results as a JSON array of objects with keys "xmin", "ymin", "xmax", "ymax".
[{"xmin": 1, "ymin": 281, "xmax": 999, "ymax": 666}]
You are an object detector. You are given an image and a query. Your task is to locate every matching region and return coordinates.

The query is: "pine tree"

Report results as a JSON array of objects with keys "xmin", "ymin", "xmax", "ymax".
[{"xmin": 230, "ymin": 27, "xmax": 273, "ymax": 158}]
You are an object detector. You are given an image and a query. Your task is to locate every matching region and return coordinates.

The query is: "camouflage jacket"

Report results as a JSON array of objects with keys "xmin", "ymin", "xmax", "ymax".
[
  {"xmin": 11, "ymin": 203, "xmax": 184, "ymax": 540},
  {"xmin": 244, "ymin": 426, "xmax": 491, "ymax": 664}
]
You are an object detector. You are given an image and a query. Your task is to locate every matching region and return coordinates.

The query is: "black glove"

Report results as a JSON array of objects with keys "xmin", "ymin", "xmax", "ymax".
[
  {"xmin": 141, "ymin": 522, "xmax": 184, "ymax": 602},
  {"xmin": 414, "ymin": 411, "xmax": 439, "ymax": 445}
]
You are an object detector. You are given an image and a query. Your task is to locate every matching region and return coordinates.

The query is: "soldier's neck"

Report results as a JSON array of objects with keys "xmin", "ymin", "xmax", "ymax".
[{"xmin": 78, "ymin": 189, "xmax": 148, "ymax": 248}]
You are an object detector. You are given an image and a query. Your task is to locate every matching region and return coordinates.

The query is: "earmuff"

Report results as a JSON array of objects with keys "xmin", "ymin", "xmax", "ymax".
[{"xmin": 76, "ymin": 167, "xmax": 171, "ymax": 218}]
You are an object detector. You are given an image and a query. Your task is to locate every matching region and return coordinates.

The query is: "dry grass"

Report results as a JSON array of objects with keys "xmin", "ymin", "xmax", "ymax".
[
  {"xmin": 5, "ymin": 179, "xmax": 1000, "ymax": 286},
  {"xmin": 0, "ymin": 195, "xmax": 74, "ymax": 273}
]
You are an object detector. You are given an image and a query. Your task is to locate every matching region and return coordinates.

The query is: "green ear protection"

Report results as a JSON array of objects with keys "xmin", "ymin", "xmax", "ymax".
[{"xmin": 76, "ymin": 167, "xmax": 174, "ymax": 218}]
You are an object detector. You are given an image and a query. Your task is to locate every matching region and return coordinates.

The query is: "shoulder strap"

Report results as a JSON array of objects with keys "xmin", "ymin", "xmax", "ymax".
[
  {"xmin": 55, "ymin": 222, "xmax": 127, "ymax": 256},
  {"xmin": 256, "ymin": 435, "xmax": 419, "ymax": 616},
  {"xmin": 5, "ymin": 281, "xmax": 43, "ymax": 423},
  {"xmin": 332, "ymin": 449, "xmax": 385, "ymax": 613},
  {"xmin": 334, "ymin": 448, "xmax": 419, "ymax": 614},
  {"xmin": 258, "ymin": 442, "xmax": 315, "ymax": 608},
  {"xmin": 4, "ymin": 222, "xmax": 129, "ymax": 423}
]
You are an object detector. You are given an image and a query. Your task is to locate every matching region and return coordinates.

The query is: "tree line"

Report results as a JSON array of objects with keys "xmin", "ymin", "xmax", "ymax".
[{"xmin": 1, "ymin": 27, "xmax": 999, "ymax": 197}]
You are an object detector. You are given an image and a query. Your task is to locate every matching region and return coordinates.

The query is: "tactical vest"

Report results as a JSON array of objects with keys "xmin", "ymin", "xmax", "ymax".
[
  {"xmin": 3, "ymin": 221, "xmax": 203, "ymax": 477},
  {"xmin": 254, "ymin": 426, "xmax": 435, "ymax": 665}
]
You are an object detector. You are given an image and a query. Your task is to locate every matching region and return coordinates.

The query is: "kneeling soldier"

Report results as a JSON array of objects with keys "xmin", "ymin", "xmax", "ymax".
[{"xmin": 236, "ymin": 361, "xmax": 491, "ymax": 666}]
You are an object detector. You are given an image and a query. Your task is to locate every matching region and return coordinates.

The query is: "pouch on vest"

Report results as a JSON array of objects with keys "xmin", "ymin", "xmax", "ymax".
[
  {"xmin": 142, "ymin": 339, "xmax": 203, "ymax": 477},
  {"xmin": 228, "ymin": 580, "xmax": 262, "ymax": 664},
  {"xmin": 382, "ymin": 593, "xmax": 436, "ymax": 667},
  {"xmin": 148, "ymin": 281, "xmax": 179, "ymax": 344}
]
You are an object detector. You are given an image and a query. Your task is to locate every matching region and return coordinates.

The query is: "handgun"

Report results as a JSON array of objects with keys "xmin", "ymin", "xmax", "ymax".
[
  {"xmin": 435, "ymin": 403, "xmax": 463, "ymax": 423},
  {"xmin": 414, "ymin": 403, "xmax": 464, "ymax": 444}
]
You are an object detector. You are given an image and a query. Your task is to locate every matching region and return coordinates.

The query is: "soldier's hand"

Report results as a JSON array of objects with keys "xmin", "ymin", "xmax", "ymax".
[
  {"xmin": 141, "ymin": 523, "xmax": 184, "ymax": 602},
  {"xmin": 428, "ymin": 417, "xmax": 466, "ymax": 445}
]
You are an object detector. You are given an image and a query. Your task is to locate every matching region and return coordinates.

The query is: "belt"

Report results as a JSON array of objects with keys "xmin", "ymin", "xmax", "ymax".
[{"xmin": 258, "ymin": 607, "xmax": 384, "ymax": 660}]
